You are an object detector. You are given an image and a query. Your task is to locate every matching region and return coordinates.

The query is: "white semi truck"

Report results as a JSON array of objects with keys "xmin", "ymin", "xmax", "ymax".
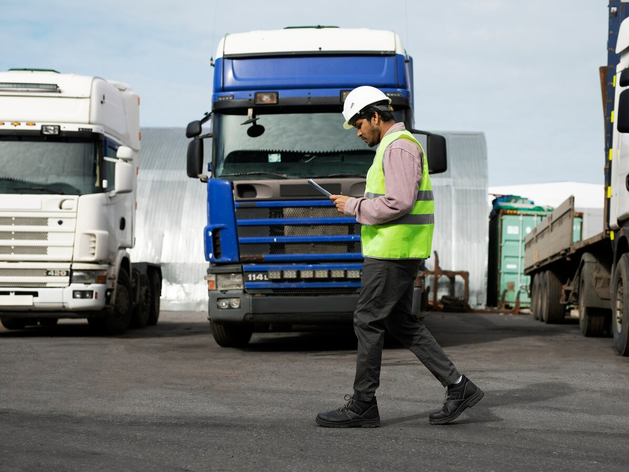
[{"xmin": 0, "ymin": 69, "xmax": 161, "ymax": 334}]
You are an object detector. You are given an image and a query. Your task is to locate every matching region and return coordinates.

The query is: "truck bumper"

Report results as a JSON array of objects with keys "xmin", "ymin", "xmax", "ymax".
[
  {"xmin": 0, "ymin": 284, "xmax": 107, "ymax": 316},
  {"xmin": 208, "ymin": 290, "xmax": 359, "ymax": 324},
  {"xmin": 208, "ymin": 286, "xmax": 425, "ymax": 324}
]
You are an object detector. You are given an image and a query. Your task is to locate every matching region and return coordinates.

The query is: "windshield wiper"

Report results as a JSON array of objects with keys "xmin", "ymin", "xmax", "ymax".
[
  {"xmin": 310, "ymin": 173, "xmax": 366, "ymax": 178},
  {"xmin": 15, "ymin": 186, "xmax": 65, "ymax": 195},
  {"xmin": 220, "ymin": 172, "xmax": 290, "ymax": 179}
]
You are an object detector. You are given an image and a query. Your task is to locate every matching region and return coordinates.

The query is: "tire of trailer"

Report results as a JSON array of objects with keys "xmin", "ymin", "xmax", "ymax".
[
  {"xmin": 611, "ymin": 254, "xmax": 629, "ymax": 356},
  {"xmin": 531, "ymin": 274, "xmax": 540, "ymax": 320},
  {"xmin": 545, "ymin": 270, "xmax": 565, "ymax": 324},
  {"xmin": 146, "ymin": 271, "xmax": 161, "ymax": 326},
  {"xmin": 578, "ymin": 271, "xmax": 606, "ymax": 337},
  {"xmin": 1, "ymin": 317, "xmax": 27, "ymax": 330},
  {"xmin": 130, "ymin": 273, "xmax": 150, "ymax": 329},
  {"xmin": 210, "ymin": 320, "xmax": 253, "ymax": 348},
  {"xmin": 539, "ymin": 271, "xmax": 549, "ymax": 323}
]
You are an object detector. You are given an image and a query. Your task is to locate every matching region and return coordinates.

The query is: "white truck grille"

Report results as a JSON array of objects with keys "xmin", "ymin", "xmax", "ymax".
[{"xmin": 0, "ymin": 215, "xmax": 76, "ymax": 262}]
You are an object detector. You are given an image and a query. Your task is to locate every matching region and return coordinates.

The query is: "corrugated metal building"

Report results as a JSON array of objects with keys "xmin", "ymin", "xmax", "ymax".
[
  {"xmin": 134, "ymin": 128, "xmax": 488, "ymax": 310},
  {"xmin": 428, "ymin": 132, "xmax": 488, "ymax": 307}
]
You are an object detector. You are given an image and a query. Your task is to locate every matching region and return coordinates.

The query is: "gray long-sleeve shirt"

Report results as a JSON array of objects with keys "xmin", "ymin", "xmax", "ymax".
[{"xmin": 344, "ymin": 122, "xmax": 423, "ymax": 225}]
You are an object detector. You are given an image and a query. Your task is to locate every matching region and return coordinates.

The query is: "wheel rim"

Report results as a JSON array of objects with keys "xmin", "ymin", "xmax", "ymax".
[
  {"xmin": 114, "ymin": 286, "xmax": 130, "ymax": 321},
  {"xmin": 615, "ymin": 277, "xmax": 624, "ymax": 335}
]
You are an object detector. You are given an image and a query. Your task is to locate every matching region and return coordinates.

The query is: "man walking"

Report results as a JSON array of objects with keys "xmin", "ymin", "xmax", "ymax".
[{"xmin": 315, "ymin": 86, "xmax": 483, "ymax": 428}]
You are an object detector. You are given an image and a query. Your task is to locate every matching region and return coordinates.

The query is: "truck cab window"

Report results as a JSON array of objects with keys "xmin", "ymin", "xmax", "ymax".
[
  {"xmin": 0, "ymin": 136, "xmax": 102, "ymax": 195},
  {"xmin": 104, "ymin": 141, "xmax": 119, "ymax": 189},
  {"xmin": 214, "ymin": 110, "xmax": 406, "ymax": 180}
]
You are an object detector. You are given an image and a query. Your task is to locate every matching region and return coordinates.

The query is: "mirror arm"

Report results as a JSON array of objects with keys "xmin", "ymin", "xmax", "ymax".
[{"xmin": 200, "ymin": 111, "xmax": 212, "ymax": 125}]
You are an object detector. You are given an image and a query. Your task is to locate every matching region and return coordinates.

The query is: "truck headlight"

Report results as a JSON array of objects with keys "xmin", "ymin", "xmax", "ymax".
[
  {"xmin": 71, "ymin": 270, "xmax": 107, "ymax": 284},
  {"xmin": 216, "ymin": 273, "xmax": 244, "ymax": 290}
]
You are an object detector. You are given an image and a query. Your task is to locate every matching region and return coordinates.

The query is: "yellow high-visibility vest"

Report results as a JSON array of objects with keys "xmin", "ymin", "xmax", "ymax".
[{"xmin": 361, "ymin": 130, "xmax": 434, "ymax": 259}]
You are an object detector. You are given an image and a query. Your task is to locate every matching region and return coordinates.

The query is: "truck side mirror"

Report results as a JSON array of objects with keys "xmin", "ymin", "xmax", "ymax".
[
  {"xmin": 187, "ymin": 139, "xmax": 204, "ymax": 178},
  {"xmin": 618, "ymin": 89, "xmax": 629, "ymax": 133},
  {"xmin": 116, "ymin": 145, "xmax": 133, "ymax": 161},
  {"xmin": 114, "ymin": 160, "xmax": 134, "ymax": 194},
  {"xmin": 186, "ymin": 120, "xmax": 202, "ymax": 138},
  {"xmin": 412, "ymin": 130, "xmax": 448, "ymax": 174},
  {"xmin": 426, "ymin": 134, "xmax": 447, "ymax": 174}
]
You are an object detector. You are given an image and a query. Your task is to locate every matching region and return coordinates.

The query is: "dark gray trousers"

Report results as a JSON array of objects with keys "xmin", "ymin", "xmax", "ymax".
[{"xmin": 353, "ymin": 257, "xmax": 461, "ymax": 402}]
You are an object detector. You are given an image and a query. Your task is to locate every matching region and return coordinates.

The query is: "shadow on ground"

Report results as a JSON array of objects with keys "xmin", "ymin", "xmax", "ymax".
[
  {"xmin": 244, "ymin": 312, "xmax": 581, "ymax": 353},
  {"xmin": 383, "ymin": 381, "xmax": 575, "ymax": 427},
  {"xmin": 0, "ymin": 311, "xmax": 586, "ymax": 353}
]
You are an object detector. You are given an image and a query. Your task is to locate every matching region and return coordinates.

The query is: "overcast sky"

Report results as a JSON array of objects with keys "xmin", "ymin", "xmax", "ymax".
[{"xmin": 1, "ymin": 0, "xmax": 610, "ymax": 186}]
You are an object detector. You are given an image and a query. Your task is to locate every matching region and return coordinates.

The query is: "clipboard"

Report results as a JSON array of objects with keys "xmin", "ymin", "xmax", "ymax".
[{"xmin": 307, "ymin": 179, "xmax": 332, "ymax": 197}]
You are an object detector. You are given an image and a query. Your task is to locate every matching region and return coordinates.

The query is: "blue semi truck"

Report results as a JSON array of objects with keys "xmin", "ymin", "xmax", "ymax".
[{"xmin": 186, "ymin": 26, "xmax": 447, "ymax": 347}]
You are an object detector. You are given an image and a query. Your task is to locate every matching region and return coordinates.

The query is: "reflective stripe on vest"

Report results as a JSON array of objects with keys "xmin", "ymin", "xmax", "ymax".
[{"xmin": 361, "ymin": 130, "xmax": 434, "ymax": 259}]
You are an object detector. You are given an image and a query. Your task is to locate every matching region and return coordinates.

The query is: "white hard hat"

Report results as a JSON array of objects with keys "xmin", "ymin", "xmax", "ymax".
[{"xmin": 342, "ymin": 86, "xmax": 391, "ymax": 129}]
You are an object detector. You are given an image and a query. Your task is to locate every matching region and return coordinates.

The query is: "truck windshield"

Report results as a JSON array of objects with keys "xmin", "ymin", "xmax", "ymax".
[
  {"xmin": 0, "ymin": 137, "xmax": 102, "ymax": 195},
  {"xmin": 214, "ymin": 110, "xmax": 405, "ymax": 180}
]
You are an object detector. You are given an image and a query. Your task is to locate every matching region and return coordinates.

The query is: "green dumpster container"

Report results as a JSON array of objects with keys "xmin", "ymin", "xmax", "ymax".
[{"xmin": 487, "ymin": 196, "xmax": 553, "ymax": 308}]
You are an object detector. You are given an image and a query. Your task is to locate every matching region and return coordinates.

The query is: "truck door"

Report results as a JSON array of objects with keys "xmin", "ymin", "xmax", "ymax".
[{"xmin": 610, "ymin": 67, "xmax": 629, "ymax": 229}]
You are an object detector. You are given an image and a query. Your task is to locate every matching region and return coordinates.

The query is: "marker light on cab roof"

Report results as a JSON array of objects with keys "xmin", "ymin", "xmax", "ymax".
[{"xmin": 254, "ymin": 92, "xmax": 278, "ymax": 105}]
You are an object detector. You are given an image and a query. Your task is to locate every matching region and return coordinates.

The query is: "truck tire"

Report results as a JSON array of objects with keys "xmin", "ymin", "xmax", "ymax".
[
  {"xmin": 539, "ymin": 271, "xmax": 549, "ymax": 323},
  {"xmin": 130, "ymin": 273, "xmax": 150, "ymax": 328},
  {"xmin": 1, "ymin": 317, "xmax": 26, "ymax": 330},
  {"xmin": 98, "ymin": 269, "xmax": 132, "ymax": 335},
  {"xmin": 578, "ymin": 272, "xmax": 606, "ymax": 337},
  {"xmin": 210, "ymin": 320, "xmax": 253, "ymax": 348},
  {"xmin": 146, "ymin": 271, "xmax": 161, "ymax": 326},
  {"xmin": 545, "ymin": 270, "xmax": 565, "ymax": 324},
  {"xmin": 531, "ymin": 274, "xmax": 540, "ymax": 320},
  {"xmin": 611, "ymin": 254, "xmax": 629, "ymax": 356}
]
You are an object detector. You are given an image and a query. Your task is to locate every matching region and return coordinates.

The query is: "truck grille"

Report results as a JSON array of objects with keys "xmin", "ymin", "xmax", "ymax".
[
  {"xmin": 0, "ymin": 282, "xmax": 47, "ymax": 288},
  {"xmin": 268, "ymin": 287, "xmax": 360, "ymax": 295},
  {"xmin": 0, "ymin": 247, "xmax": 48, "ymax": 255},
  {"xmin": 0, "ymin": 269, "xmax": 48, "ymax": 277},
  {"xmin": 0, "ymin": 213, "xmax": 75, "ymax": 262},
  {"xmin": 0, "ymin": 217, "xmax": 49, "ymax": 226},
  {"xmin": 237, "ymin": 204, "xmax": 360, "ymax": 257},
  {"xmin": 236, "ymin": 200, "xmax": 362, "ymax": 295},
  {"xmin": 0, "ymin": 232, "xmax": 48, "ymax": 240}
]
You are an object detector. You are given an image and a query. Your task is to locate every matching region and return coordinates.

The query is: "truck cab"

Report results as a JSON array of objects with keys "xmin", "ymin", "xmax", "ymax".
[
  {"xmin": 0, "ymin": 69, "xmax": 161, "ymax": 334},
  {"xmin": 186, "ymin": 27, "xmax": 446, "ymax": 347}
]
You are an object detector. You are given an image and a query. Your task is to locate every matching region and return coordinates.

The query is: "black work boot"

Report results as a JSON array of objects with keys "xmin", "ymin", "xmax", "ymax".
[
  {"xmin": 316, "ymin": 395, "xmax": 380, "ymax": 428},
  {"xmin": 429, "ymin": 376, "xmax": 484, "ymax": 425}
]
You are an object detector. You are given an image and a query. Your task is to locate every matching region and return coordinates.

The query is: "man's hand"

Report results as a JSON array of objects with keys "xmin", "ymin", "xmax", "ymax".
[{"xmin": 330, "ymin": 195, "xmax": 349, "ymax": 214}]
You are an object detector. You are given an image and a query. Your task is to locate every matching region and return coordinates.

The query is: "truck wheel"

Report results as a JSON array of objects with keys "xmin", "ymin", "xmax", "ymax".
[
  {"xmin": 545, "ymin": 270, "xmax": 565, "ymax": 324},
  {"xmin": 611, "ymin": 254, "xmax": 629, "ymax": 356},
  {"xmin": 100, "ymin": 269, "xmax": 132, "ymax": 335},
  {"xmin": 1, "ymin": 317, "xmax": 26, "ymax": 330},
  {"xmin": 146, "ymin": 271, "xmax": 160, "ymax": 326},
  {"xmin": 531, "ymin": 274, "xmax": 540, "ymax": 320},
  {"xmin": 539, "ymin": 271, "xmax": 549, "ymax": 323},
  {"xmin": 210, "ymin": 320, "xmax": 253, "ymax": 348},
  {"xmin": 39, "ymin": 318, "xmax": 58, "ymax": 327},
  {"xmin": 130, "ymin": 273, "xmax": 150, "ymax": 328},
  {"xmin": 578, "ymin": 272, "xmax": 606, "ymax": 337}
]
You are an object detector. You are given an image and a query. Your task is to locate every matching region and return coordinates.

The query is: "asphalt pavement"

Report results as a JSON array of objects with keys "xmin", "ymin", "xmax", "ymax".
[{"xmin": 1, "ymin": 310, "xmax": 628, "ymax": 472}]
